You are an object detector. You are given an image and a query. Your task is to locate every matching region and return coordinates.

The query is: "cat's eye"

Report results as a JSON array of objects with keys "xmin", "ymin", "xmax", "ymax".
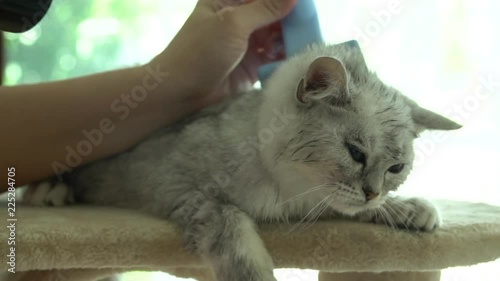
[
  {"xmin": 388, "ymin": 164, "xmax": 405, "ymax": 174},
  {"xmin": 347, "ymin": 144, "xmax": 366, "ymax": 164}
]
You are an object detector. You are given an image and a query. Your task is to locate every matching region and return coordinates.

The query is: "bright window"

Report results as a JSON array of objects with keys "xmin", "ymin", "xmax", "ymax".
[{"xmin": 5, "ymin": 0, "xmax": 499, "ymax": 280}]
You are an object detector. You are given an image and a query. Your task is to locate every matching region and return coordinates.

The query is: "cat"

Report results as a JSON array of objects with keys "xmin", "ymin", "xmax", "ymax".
[{"xmin": 26, "ymin": 41, "xmax": 461, "ymax": 281}]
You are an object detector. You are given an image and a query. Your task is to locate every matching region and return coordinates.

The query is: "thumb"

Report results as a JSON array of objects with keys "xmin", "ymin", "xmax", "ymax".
[{"xmin": 233, "ymin": 0, "xmax": 297, "ymax": 32}]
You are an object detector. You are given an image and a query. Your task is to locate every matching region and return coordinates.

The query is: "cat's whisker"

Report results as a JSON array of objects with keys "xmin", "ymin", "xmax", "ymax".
[
  {"xmin": 388, "ymin": 197, "xmax": 407, "ymax": 209},
  {"xmin": 294, "ymin": 206, "xmax": 323, "ymax": 232},
  {"xmin": 386, "ymin": 207, "xmax": 401, "ymax": 231},
  {"xmin": 381, "ymin": 204, "xmax": 403, "ymax": 228},
  {"xmin": 290, "ymin": 140, "xmax": 321, "ymax": 158},
  {"xmin": 301, "ymin": 189, "xmax": 341, "ymax": 231},
  {"xmin": 386, "ymin": 199, "xmax": 417, "ymax": 230},
  {"xmin": 303, "ymin": 194, "xmax": 338, "ymax": 229},
  {"xmin": 375, "ymin": 208, "xmax": 388, "ymax": 228},
  {"xmin": 378, "ymin": 207, "xmax": 396, "ymax": 231},
  {"xmin": 387, "ymin": 207, "xmax": 405, "ymax": 232},
  {"xmin": 277, "ymin": 184, "xmax": 330, "ymax": 206},
  {"xmin": 288, "ymin": 193, "xmax": 334, "ymax": 233},
  {"xmin": 288, "ymin": 198, "xmax": 328, "ymax": 233},
  {"xmin": 290, "ymin": 187, "xmax": 343, "ymax": 233},
  {"xmin": 384, "ymin": 210, "xmax": 399, "ymax": 232},
  {"xmin": 389, "ymin": 198, "xmax": 411, "ymax": 215},
  {"xmin": 299, "ymin": 200, "xmax": 331, "ymax": 232},
  {"xmin": 381, "ymin": 205, "xmax": 401, "ymax": 232},
  {"xmin": 384, "ymin": 202, "xmax": 411, "ymax": 232}
]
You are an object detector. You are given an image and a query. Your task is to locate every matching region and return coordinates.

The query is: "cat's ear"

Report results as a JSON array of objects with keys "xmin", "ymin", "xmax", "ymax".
[
  {"xmin": 406, "ymin": 99, "xmax": 462, "ymax": 133},
  {"xmin": 341, "ymin": 40, "xmax": 369, "ymax": 80},
  {"xmin": 296, "ymin": 57, "xmax": 350, "ymax": 106}
]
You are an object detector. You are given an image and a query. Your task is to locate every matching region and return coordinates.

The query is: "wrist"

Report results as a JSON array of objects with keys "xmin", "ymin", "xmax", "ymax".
[{"xmin": 141, "ymin": 58, "xmax": 201, "ymax": 121}]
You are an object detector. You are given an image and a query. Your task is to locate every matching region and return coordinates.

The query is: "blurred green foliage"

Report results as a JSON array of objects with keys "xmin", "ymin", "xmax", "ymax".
[{"xmin": 4, "ymin": 0, "xmax": 160, "ymax": 85}]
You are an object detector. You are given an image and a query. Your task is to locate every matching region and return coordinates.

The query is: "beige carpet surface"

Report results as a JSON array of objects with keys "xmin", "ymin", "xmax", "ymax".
[{"xmin": 1, "ymin": 200, "xmax": 499, "ymax": 277}]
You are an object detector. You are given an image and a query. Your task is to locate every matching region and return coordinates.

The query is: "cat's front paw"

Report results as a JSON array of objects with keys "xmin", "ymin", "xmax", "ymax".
[
  {"xmin": 23, "ymin": 181, "xmax": 74, "ymax": 207},
  {"xmin": 379, "ymin": 197, "xmax": 441, "ymax": 232},
  {"xmin": 404, "ymin": 198, "xmax": 441, "ymax": 231}
]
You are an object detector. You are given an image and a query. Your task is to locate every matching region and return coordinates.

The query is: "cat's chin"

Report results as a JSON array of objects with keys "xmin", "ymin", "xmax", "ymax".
[{"xmin": 330, "ymin": 200, "xmax": 384, "ymax": 217}]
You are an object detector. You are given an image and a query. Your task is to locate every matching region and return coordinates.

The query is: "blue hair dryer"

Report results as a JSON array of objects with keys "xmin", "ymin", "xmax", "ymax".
[{"xmin": 257, "ymin": 0, "xmax": 323, "ymax": 83}]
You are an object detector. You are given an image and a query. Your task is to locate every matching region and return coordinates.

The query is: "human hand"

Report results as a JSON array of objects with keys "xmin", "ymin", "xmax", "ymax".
[{"xmin": 151, "ymin": 0, "xmax": 297, "ymax": 111}]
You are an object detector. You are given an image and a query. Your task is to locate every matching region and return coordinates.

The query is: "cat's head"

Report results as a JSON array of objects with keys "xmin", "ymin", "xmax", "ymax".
[{"xmin": 258, "ymin": 43, "xmax": 461, "ymax": 216}]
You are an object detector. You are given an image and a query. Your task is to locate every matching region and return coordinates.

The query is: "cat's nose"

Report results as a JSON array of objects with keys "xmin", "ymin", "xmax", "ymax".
[{"xmin": 363, "ymin": 188, "xmax": 379, "ymax": 201}]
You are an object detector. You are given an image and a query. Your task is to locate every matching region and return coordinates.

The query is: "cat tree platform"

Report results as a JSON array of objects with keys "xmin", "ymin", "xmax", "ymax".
[{"xmin": 1, "ymin": 200, "xmax": 499, "ymax": 281}]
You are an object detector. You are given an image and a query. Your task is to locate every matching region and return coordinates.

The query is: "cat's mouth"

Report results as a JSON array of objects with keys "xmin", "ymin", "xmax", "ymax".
[{"xmin": 328, "ymin": 191, "xmax": 385, "ymax": 216}]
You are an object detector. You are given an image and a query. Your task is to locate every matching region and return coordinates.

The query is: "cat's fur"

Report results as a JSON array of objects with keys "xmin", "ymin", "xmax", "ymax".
[{"xmin": 33, "ymin": 43, "xmax": 461, "ymax": 281}]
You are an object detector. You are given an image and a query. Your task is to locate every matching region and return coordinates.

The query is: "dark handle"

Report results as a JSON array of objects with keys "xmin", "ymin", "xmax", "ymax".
[{"xmin": 0, "ymin": 0, "xmax": 53, "ymax": 33}]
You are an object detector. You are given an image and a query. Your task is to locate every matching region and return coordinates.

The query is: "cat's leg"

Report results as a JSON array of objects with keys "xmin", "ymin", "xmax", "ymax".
[
  {"xmin": 170, "ymin": 193, "xmax": 275, "ymax": 281},
  {"xmin": 358, "ymin": 196, "xmax": 441, "ymax": 232},
  {"xmin": 23, "ymin": 180, "xmax": 75, "ymax": 207}
]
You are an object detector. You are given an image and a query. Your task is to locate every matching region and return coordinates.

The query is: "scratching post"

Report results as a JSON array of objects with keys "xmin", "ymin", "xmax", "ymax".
[
  {"xmin": 318, "ymin": 271, "xmax": 441, "ymax": 281},
  {"xmin": 1, "ymin": 200, "xmax": 499, "ymax": 281},
  {"xmin": 1, "ymin": 269, "xmax": 122, "ymax": 281}
]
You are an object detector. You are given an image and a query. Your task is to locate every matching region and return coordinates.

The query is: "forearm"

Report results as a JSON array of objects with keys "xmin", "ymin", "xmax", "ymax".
[
  {"xmin": 0, "ymin": 62, "xmax": 195, "ymax": 190},
  {"xmin": 0, "ymin": 0, "xmax": 297, "ymax": 191}
]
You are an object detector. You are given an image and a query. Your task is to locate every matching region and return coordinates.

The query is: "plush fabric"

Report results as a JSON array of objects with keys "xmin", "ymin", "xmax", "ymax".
[
  {"xmin": 1, "ymin": 200, "xmax": 499, "ymax": 281},
  {"xmin": 318, "ymin": 271, "xmax": 442, "ymax": 281}
]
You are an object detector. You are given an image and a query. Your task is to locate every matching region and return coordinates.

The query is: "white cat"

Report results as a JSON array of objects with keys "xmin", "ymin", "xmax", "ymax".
[{"xmin": 27, "ymin": 42, "xmax": 460, "ymax": 281}]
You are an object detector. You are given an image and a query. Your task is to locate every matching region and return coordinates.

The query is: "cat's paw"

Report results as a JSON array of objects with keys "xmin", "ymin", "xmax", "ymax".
[
  {"xmin": 378, "ymin": 197, "xmax": 441, "ymax": 232},
  {"xmin": 402, "ymin": 198, "xmax": 441, "ymax": 231},
  {"xmin": 23, "ymin": 181, "xmax": 74, "ymax": 207}
]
